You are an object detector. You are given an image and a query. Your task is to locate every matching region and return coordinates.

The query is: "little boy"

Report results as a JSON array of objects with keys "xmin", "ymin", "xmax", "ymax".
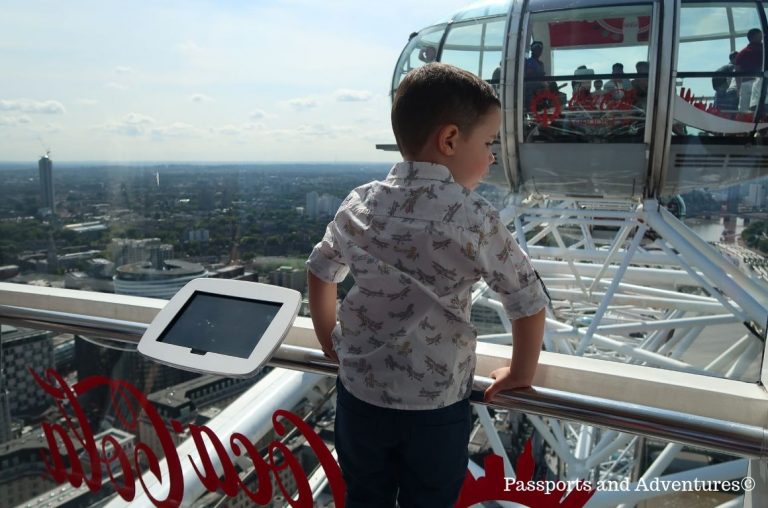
[{"xmin": 306, "ymin": 63, "xmax": 548, "ymax": 508}]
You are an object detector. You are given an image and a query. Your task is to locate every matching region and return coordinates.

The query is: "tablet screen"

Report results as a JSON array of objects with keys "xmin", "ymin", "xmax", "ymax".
[{"xmin": 157, "ymin": 291, "xmax": 283, "ymax": 359}]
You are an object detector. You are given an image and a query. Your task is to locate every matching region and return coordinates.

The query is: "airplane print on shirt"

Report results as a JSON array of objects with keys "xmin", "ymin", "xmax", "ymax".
[{"xmin": 307, "ymin": 161, "xmax": 548, "ymax": 410}]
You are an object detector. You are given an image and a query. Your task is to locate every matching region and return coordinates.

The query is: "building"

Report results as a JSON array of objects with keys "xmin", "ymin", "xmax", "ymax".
[
  {"xmin": 52, "ymin": 334, "xmax": 76, "ymax": 374},
  {"xmin": 0, "ymin": 432, "xmax": 61, "ymax": 506},
  {"xmin": 0, "ymin": 428, "xmax": 134, "ymax": 508},
  {"xmin": 38, "ymin": 154, "xmax": 54, "ymax": 215},
  {"xmin": 747, "ymin": 182, "xmax": 767, "ymax": 209},
  {"xmin": 62, "ymin": 221, "xmax": 108, "ymax": 239},
  {"xmin": 185, "ymin": 228, "xmax": 210, "ymax": 243},
  {"xmin": 64, "ymin": 258, "xmax": 116, "ymax": 292},
  {"xmin": 208, "ymin": 264, "xmax": 258, "ymax": 281},
  {"xmin": 0, "ymin": 325, "xmax": 54, "ymax": 418},
  {"xmin": 268, "ymin": 266, "xmax": 307, "ymax": 293},
  {"xmin": 113, "ymin": 259, "xmax": 207, "ymax": 300},
  {"xmin": 305, "ymin": 191, "xmax": 342, "ymax": 219},
  {"xmin": 139, "ymin": 371, "xmax": 270, "ymax": 461},
  {"xmin": 0, "ymin": 389, "xmax": 10, "ymax": 445},
  {"xmin": 74, "ymin": 336, "xmax": 200, "ymax": 432},
  {"xmin": 108, "ymin": 238, "xmax": 173, "ymax": 267}
]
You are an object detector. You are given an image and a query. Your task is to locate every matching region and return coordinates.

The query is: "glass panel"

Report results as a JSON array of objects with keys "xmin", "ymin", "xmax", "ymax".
[
  {"xmin": 450, "ymin": 0, "xmax": 511, "ymax": 22},
  {"xmin": 674, "ymin": 2, "xmax": 766, "ymax": 138},
  {"xmin": 0, "ymin": 323, "xmax": 755, "ymax": 506},
  {"xmin": 392, "ymin": 25, "xmax": 446, "ymax": 94},
  {"xmin": 522, "ymin": 5, "xmax": 654, "ymax": 143},
  {"xmin": 441, "ymin": 19, "xmax": 506, "ymax": 81}
]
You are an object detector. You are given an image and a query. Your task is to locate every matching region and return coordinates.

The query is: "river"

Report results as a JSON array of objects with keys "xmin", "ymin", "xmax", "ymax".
[{"xmin": 684, "ymin": 217, "xmax": 746, "ymax": 243}]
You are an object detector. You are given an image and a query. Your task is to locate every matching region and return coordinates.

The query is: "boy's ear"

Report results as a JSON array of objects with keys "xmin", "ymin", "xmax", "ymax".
[{"xmin": 436, "ymin": 124, "xmax": 460, "ymax": 156}]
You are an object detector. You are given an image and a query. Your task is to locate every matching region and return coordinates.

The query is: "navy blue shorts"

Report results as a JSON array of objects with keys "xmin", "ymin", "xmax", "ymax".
[{"xmin": 334, "ymin": 378, "xmax": 471, "ymax": 508}]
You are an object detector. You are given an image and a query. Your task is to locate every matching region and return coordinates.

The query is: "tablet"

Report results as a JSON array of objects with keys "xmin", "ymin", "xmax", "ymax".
[{"xmin": 137, "ymin": 278, "xmax": 301, "ymax": 377}]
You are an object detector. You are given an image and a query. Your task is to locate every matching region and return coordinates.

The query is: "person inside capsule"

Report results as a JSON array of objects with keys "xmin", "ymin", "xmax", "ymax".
[
  {"xmin": 735, "ymin": 28, "xmax": 763, "ymax": 112},
  {"xmin": 630, "ymin": 61, "xmax": 649, "ymax": 111},
  {"xmin": 604, "ymin": 62, "xmax": 631, "ymax": 100},
  {"xmin": 524, "ymin": 40, "xmax": 547, "ymax": 111}
]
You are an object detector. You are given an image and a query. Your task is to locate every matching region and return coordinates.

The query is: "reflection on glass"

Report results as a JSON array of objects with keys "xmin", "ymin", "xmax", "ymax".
[
  {"xmin": 441, "ymin": 19, "xmax": 505, "ymax": 80},
  {"xmin": 392, "ymin": 26, "xmax": 445, "ymax": 93},
  {"xmin": 675, "ymin": 2, "xmax": 766, "ymax": 139},
  {"xmin": 522, "ymin": 5, "xmax": 653, "ymax": 143}
]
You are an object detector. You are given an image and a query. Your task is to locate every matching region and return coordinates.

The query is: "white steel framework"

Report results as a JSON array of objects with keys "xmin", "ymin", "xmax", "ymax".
[{"xmin": 469, "ymin": 196, "xmax": 768, "ymax": 506}]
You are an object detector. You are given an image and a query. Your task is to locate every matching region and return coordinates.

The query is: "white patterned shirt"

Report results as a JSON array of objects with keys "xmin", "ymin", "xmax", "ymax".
[{"xmin": 307, "ymin": 161, "xmax": 548, "ymax": 409}]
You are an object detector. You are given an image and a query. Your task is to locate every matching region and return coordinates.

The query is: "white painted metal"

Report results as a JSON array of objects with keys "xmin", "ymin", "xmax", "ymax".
[{"xmin": 468, "ymin": 195, "xmax": 768, "ymax": 505}]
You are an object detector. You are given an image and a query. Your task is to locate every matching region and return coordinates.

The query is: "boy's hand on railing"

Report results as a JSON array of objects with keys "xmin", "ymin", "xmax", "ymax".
[
  {"xmin": 484, "ymin": 366, "xmax": 533, "ymax": 402},
  {"xmin": 322, "ymin": 346, "xmax": 339, "ymax": 363}
]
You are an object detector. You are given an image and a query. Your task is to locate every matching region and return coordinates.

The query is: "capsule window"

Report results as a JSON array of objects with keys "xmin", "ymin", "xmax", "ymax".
[
  {"xmin": 674, "ymin": 1, "xmax": 766, "ymax": 138},
  {"xmin": 440, "ymin": 18, "xmax": 506, "ymax": 82},
  {"xmin": 391, "ymin": 25, "xmax": 445, "ymax": 96},
  {"xmin": 664, "ymin": 1, "xmax": 768, "ymax": 195},
  {"xmin": 521, "ymin": 4, "xmax": 654, "ymax": 144}
]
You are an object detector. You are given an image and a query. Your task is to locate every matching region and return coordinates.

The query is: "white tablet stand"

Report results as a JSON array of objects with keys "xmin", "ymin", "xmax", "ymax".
[{"xmin": 138, "ymin": 278, "xmax": 301, "ymax": 377}]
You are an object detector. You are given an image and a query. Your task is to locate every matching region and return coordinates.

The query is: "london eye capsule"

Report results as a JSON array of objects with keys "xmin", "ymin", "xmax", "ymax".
[{"xmin": 390, "ymin": 0, "xmax": 768, "ymax": 199}]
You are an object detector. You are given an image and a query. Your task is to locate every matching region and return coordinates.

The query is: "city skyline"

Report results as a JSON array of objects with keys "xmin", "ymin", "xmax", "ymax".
[{"xmin": 1, "ymin": 0, "xmax": 472, "ymax": 163}]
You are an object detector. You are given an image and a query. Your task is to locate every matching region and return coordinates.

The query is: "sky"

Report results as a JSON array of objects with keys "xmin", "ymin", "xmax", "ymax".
[{"xmin": 0, "ymin": 0, "xmax": 472, "ymax": 163}]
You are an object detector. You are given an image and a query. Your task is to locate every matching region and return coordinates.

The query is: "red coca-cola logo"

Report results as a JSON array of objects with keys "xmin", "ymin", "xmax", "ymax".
[{"xmin": 31, "ymin": 368, "xmax": 595, "ymax": 507}]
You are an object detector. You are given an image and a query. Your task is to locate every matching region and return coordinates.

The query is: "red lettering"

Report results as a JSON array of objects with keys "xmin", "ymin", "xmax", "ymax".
[
  {"xmin": 272, "ymin": 409, "xmax": 346, "ymax": 508},
  {"xmin": 269, "ymin": 440, "xmax": 313, "ymax": 508},
  {"xmin": 101, "ymin": 433, "xmax": 135, "ymax": 500},
  {"xmin": 32, "ymin": 369, "xmax": 184, "ymax": 507},
  {"xmin": 31, "ymin": 369, "xmax": 100, "ymax": 490},
  {"xmin": 32, "ymin": 370, "xmax": 597, "ymax": 507},
  {"xmin": 530, "ymin": 90, "xmax": 562, "ymax": 128},
  {"xmin": 230, "ymin": 432, "xmax": 273, "ymax": 504},
  {"xmin": 39, "ymin": 422, "xmax": 82, "ymax": 484},
  {"xmin": 188, "ymin": 424, "xmax": 240, "ymax": 496}
]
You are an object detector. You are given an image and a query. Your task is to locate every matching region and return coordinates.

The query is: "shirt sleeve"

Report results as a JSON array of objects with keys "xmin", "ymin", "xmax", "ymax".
[
  {"xmin": 306, "ymin": 221, "xmax": 350, "ymax": 283},
  {"xmin": 475, "ymin": 209, "xmax": 548, "ymax": 321}
]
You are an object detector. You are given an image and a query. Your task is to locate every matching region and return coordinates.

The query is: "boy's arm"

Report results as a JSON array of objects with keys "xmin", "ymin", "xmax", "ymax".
[
  {"xmin": 307, "ymin": 270, "xmax": 339, "ymax": 363},
  {"xmin": 484, "ymin": 308, "xmax": 545, "ymax": 401}
]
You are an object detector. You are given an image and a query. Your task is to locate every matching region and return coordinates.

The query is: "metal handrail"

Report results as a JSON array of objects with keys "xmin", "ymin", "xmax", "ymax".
[{"xmin": 1, "ymin": 303, "xmax": 766, "ymax": 459}]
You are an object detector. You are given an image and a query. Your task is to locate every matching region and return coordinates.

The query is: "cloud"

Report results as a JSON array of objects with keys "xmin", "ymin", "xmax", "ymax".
[
  {"xmin": 76, "ymin": 99, "xmax": 99, "ymax": 106},
  {"xmin": 106, "ymin": 82, "xmax": 129, "ymax": 91},
  {"xmin": 335, "ymin": 89, "xmax": 374, "ymax": 102},
  {"xmin": 176, "ymin": 40, "xmax": 206, "ymax": 59},
  {"xmin": 243, "ymin": 122, "xmax": 264, "ymax": 131},
  {"xmin": 115, "ymin": 66, "xmax": 133, "ymax": 75},
  {"xmin": 39, "ymin": 122, "xmax": 60, "ymax": 133},
  {"xmin": 191, "ymin": 93, "xmax": 212, "ymax": 103},
  {"xmin": 269, "ymin": 123, "xmax": 353, "ymax": 140},
  {"xmin": 103, "ymin": 113, "xmax": 156, "ymax": 136},
  {"xmin": 211, "ymin": 125, "xmax": 243, "ymax": 136},
  {"xmin": 0, "ymin": 99, "xmax": 65, "ymax": 114},
  {"xmin": 0, "ymin": 115, "xmax": 31, "ymax": 126},
  {"xmin": 250, "ymin": 109, "xmax": 266, "ymax": 120},
  {"xmin": 288, "ymin": 97, "xmax": 319, "ymax": 111},
  {"xmin": 150, "ymin": 122, "xmax": 201, "ymax": 138}
]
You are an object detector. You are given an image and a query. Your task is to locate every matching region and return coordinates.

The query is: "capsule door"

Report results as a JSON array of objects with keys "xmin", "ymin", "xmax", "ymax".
[{"xmin": 506, "ymin": 0, "xmax": 661, "ymax": 199}]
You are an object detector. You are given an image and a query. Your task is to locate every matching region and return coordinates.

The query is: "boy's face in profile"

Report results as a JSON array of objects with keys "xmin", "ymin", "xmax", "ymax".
[{"xmin": 448, "ymin": 106, "xmax": 501, "ymax": 190}]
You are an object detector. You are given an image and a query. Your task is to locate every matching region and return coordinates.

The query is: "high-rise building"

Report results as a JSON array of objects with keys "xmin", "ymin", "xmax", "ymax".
[
  {"xmin": 38, "ymin": 154, "xmax": 54, "ymax": 215},
  {"xmin": 0, "ymin": 325, "xmax": 54, "ymax": 418},
  {"xmin": 305, "ymin": 191, "xmax": 342, "ymax": 219}
]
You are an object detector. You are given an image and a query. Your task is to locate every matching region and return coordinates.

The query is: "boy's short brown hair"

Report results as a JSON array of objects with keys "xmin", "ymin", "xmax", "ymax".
[{"xmin": 391, "ymin": 63, "xmax": 500, "ymax": 157}]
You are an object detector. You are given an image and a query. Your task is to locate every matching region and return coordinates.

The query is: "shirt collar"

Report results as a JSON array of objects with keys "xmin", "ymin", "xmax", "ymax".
[{"xmin": 386, "ymin": 161, "xmax": 456, "ymax": 184}]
